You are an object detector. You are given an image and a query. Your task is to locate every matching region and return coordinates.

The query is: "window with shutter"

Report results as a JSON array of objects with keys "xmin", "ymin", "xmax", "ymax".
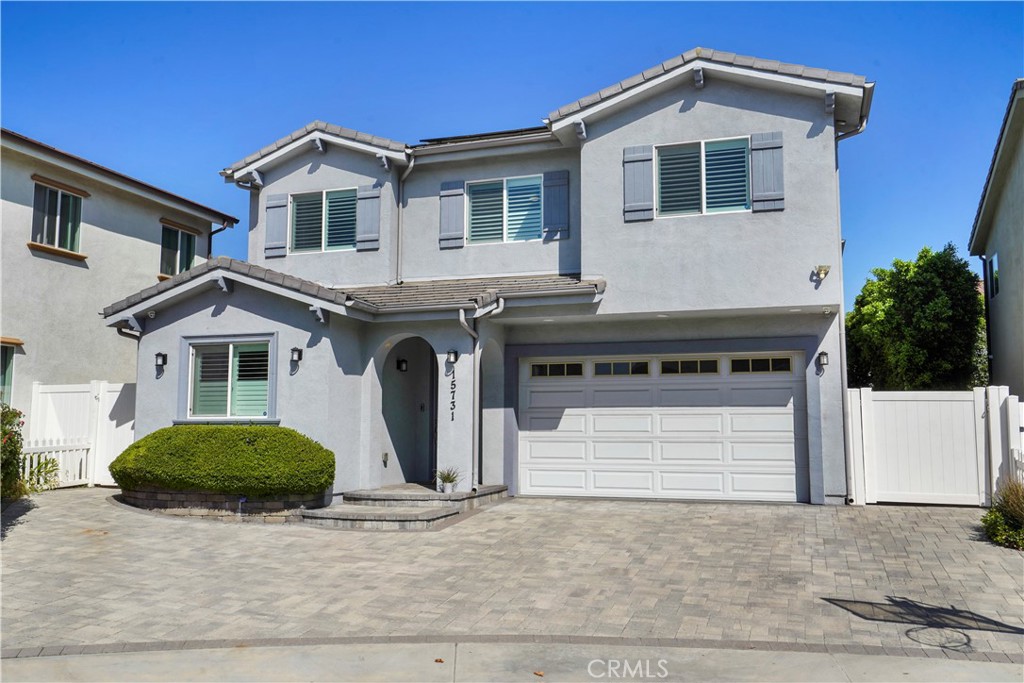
[
  {"xmin": 290, "ymin": 193, "xmax": 324, "ymax": 252},
  {"xmin": 656, "ymin": 137, "xmax": 751, "ymax": 217},
  {"xmin": 467, "ymin": 175, "xmax": 543, "ymax": 244},
  {"xmin": 657, "ymin": 144, "xmax": 701, "ymax": 216},
  {"xmin": 325, "ymin": 189, "xmax": 357, "ymax": 249},
  {"xmin": 189, "ymin": 341, "xmax": 271, "ymax": 418},
  {"xmin": 468, "ymin": 181, "xmax": 504, "ymax": 243},
  {"xmin": 705, "ymin": 139, "xmax": 750, "ymax": 212},
  {"xmin": 289, "ymin": 188, "xmax": 359, "ymax": 252}
]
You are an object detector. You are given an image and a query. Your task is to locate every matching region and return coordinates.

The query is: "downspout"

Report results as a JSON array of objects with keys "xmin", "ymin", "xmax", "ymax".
[
  {"xmin": 459, "ymin": 299, "xmax": 505, "ymax": 490},
  {"xmin": 980, "ymin": 255, "xmax": 993, "ymax": 382},
  {"xmin": 395, "ymin": 154, "xmax": 416, "ymax": 285}
]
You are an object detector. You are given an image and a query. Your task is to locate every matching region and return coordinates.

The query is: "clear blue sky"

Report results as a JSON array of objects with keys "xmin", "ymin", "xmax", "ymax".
[{"xmin": 3, "ymin": 2, "xmax": 1021, "ymax": 310}]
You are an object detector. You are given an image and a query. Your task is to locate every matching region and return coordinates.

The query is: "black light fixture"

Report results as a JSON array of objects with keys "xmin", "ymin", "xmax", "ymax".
[
  {"xmin": 446, "ymin": 350, "xmax": 459, "ymax": 364},
  {"xmin": 154, "ymin": 352, "xmax": 167, "ymax": 368},
  {"xmin": 817, "ymin": 351, "xmax": 829, "ymax": 367},
  {"xmin": 397, "ymin": 358, "xmax": 408, "ymax": 372},
  {"xmin": 290, "ymin": 347, "xmax": 303, "ymax": 363}
]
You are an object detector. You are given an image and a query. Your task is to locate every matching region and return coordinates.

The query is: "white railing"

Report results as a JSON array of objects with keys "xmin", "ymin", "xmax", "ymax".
[{"xmin": 21, "ymin": 438, "xmax": 92, "ymax": 488}]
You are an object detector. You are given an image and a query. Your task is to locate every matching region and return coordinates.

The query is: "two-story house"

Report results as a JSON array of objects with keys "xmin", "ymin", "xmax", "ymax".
[
  {"xmin": 0, "ymin": 129, "xmax": 238, "ymax": 427},
  {"xmin": 969, "ymin": 80, "xmax": 1023, "ymax": 397},
  {"xmin": 103, "ymin": 48, "xmax": 874, "ymax": 505}
]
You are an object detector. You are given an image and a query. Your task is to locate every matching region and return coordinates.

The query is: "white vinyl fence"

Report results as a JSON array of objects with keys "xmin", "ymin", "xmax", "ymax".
[
  {"xmin": 25, "ymin": 381, "xmax": 136, "ymax": 487},
  {"xmin": 846, "ymin": 385, "xmax": 1022, "ymax": 506}
]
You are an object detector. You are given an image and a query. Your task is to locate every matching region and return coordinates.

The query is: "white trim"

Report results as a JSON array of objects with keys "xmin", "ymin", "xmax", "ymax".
[
  {"xmin": 230, "ymin": 132, "xmax": 407, "ymax": 180},
  {"xmin": 160, "ymin": 226, "xmax": 197, "ymax": 276},
  {"xmin": 288, "ymin": 186, "xmax": 360, "ymax": 255},
  {"xmin": 35, "ymin": 183, "xmax": 84, "ymax": 252},
  {"xmin": 465, "ymin": 174, "xmax": 544, "ymax": 245},
  {"xmin": 654, "ymin": 136, "xmax": 751, "ymax": 219}
]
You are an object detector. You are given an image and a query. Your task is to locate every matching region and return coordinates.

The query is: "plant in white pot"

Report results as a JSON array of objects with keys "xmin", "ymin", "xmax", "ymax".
[{"xmin": 436, "ymin": 466, "xmax": 460, "ymax": 494}]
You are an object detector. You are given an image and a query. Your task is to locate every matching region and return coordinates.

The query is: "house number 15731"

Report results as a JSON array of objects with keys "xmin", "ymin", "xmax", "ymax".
[{"xmin": 450, "ymin": 365, "xmax": 456, "ymax": 421}]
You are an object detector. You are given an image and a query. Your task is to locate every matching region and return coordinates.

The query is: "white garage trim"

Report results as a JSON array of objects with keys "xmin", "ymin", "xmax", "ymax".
[{"xmin": 518, "ymin": 352, "xmax": 807, "ymax": 502}]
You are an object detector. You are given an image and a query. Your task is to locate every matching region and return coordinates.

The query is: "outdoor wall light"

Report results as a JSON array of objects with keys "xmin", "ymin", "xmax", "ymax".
[
  {"xmin": 154, "ymin": 352, "xmax": 167, "ymax": 368},
  {"xmin": 815, "ymin": 265, "xmax": 832, "ymax": 280},
  {"xmin": 290, "ymin": 347, "xmax": 303, "ymax": 363},
  {"xmin": 397, "ymin": 358, "xmax": 408, "ymax": 372},
  {"xmin": 817, "ymin": 351, "xmax": 829, "ymax": 367},
  {"xmin": 446, "ymin": 350, "xmax": 459, "ymax": 364}
]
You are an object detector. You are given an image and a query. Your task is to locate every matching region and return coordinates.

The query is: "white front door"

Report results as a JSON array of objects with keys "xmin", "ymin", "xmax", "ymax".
[{"xmin": 518, "ymin": 353, "xmax": 807, "ymax": 501}]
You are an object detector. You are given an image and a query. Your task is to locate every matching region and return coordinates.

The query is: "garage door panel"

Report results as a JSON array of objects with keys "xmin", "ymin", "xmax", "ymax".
[
  {"xmin": 528, "ymin": 469, "xmax": 588, "ymax": 491},
  {"xmin": 528, "ymin": 389, "xmax": 586, "ymax": 409},
  {"xmin": 660, "ymin": 441, "xmax": 726, "ymax": 462},
  {"xmin": 660, "ymin": 388, "xmax": 723, "ymax": 407},
  {"xmin": 730, "ymin": 413, "xmax": 794, "ymax": 433},
  {"xmin": 730, "ymin": 441, "xmax": 796, "ymax": 462},
  {"xmin": 592, "ymin": 414, "xmax": 654, "ymax": 433},
  {"xmin": 659, "ymin": 414, "xmax": 723, "ymax": 434},
  {"xmin": 729, "ymin": 472, "xmax": 797, "ymax": 497},
  {"xmin": 727, "ymin": 386, "xmax": 795, "ymax": 408},
  {"xmin": 660, "ymin": 471, "xmax": 727, "ymax": 495},
  {"xmin": 593, "ymin": 441, "xmax": 655, "ymax": 462},
  {"xmin": 524, "ymin": 441, "xmax": 587, "ymax": 461},
  {"xmin": 526, "ymin": 414, "xmax": 586, "ymax": 433},
  {"xmin": 592, "ymin": 470, "xmax": 655, "ymax": 493},
  {"xmin": 592, "ymin": 388, "xmax": 652, "ymax": 407}
]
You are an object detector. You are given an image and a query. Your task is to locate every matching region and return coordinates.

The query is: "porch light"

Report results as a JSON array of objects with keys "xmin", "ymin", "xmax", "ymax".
[
  {"xmin": 815, "ymin": 265, "xmax": 831, "ymax": 280},
  {"xmin": 817, "ymin": 351, "xmax": 829, "ymax": 367},
  {"xmin": 397, "ymin": 358, "xmax": 408, "ymax": 372},
  {"xmin": 290, "ymin": 347, "xmax": 303, "ymax": 363},
  {"xmin": 154, "ymin": 352, "xmax": 167, "ymax": 368},
  {"xmin": 446, "ymin": 350, "xmax": 459, "ymax": 364}
]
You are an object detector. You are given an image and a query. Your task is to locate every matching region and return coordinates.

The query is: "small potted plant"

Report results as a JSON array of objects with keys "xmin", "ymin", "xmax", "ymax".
[{"xmin": 436, "ymin": 466, "xmax": 460, "ymax": 494}]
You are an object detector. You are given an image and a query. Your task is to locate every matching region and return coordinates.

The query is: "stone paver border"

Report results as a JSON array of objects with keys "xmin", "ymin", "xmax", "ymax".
[{"xmin": 3, "ymin": 634, "xmax": 1021, "ymax": 664}]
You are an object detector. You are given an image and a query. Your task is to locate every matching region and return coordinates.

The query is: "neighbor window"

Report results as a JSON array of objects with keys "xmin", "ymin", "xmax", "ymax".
[
  {"xmin": 290, "ymin": 189, "xmax": 357, "ymax": 252},
  {"xmin": 32, "ymin": 183, "xmax": 83, "ymax": 252},
  {"xmin": 594, "ymin": 361, "xmax": 649, "ymax": 376},
  {"xmin": 730, "ymin": 357, "xmax": 792, "ymax": 374},
  {"xmin": 989, "ymin": 254, "xmax": 1000, "ymax": 298},
  {"xmin": 657, "ymin": 138, "xmax": 750, "ymax": 216},
  {"xmin": 189, "ymin": 342, "xmax": 270, "ymax": 418},
  {"xmin": 160, "ymin": 226, "xmax": 197, "ymax": 276},
  {"xmin": 467, "ymin": 175, "xmax": 542, "ymax": 243},
  {"xmin": 0, "ymin": 345, "xmax": 13, "ymax": 404}
]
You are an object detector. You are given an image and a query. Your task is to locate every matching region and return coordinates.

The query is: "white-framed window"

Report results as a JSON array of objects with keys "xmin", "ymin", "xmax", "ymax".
[
  {"xmin": 290, "ymin": 188, "xmax": 357, "ymax": 253},
  {"xmin": 530, "ymin": 362, "xmax": 584, "ymax": 378},
  {"xmin": 656, "ymin": 137, "xmax": 750, "ymax": 217},
  {"xmin": 31, "ymin": 182, "xmax": 84, "ymax": 252},
  {"xmin": 188, "ymin": 341, "xmax": 271, "ymax": 418},
  {"xmin": 467, "ymin": 175, "xmax": 543, "ymax": 243},
  {"xmin": 1, "ymin": 345, "xmax": 14, "ymax": 404},
  {"xmin": 730, "ymin": 357, "xmax": 792, "ymax": 374},
  {"xmin": 989, "ymin": 253, "xmax": 1000, "ymax": 298},
  {"xmin": 160, "ymin": 226, "xmax": 196, "ymax": 276}
]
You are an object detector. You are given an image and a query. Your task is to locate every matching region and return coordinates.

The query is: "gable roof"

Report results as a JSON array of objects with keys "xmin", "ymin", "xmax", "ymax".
[
  {"xmin": 103, "ymin": 256, "xmax": 604, "ymax": 320},
  {"xmin": 548, "ymin": 47, "xmax": 868, "ymax": 123},
  {"xmin": 969, "ymin": 79, "xmax": 1024, "ymax": 255},
  {"xmin": 2, "ymin": 128, "xmax": 238, "ymax": 226}
]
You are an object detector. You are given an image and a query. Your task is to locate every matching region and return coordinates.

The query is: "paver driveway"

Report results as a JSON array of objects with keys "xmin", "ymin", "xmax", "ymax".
[{"xmin": 2, "ymin": 489, "xmax": 1022, "ymax": 659}]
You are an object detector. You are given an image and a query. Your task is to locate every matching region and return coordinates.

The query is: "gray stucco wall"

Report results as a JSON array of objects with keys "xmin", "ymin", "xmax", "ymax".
[
  {"xmin": 1, "ymin": 149, "xmax": 212, "ymax": 428},
  {"xmin": 247, "ymin": 145, "xmax": 398, "ymax": 287},
  {"xmin": 580, "ymin": 78, "xmax": 843, "ymax": 315}
]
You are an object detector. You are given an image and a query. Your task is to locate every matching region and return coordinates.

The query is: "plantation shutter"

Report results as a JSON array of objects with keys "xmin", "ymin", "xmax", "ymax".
[
  {"xmin": 704, "ymin": 139, "xmax": 750, "ymax": 212},
  {"xmin": 355, "ymin": 185, "xmax": 381, "ymax": 251},
  {"xmin": 657, "ymin": 144, "xmax": 701, "ymax": 215},
  {"xmin": 750, "ymin": 132, "xmax": 784, "ymax": 212},
  {"xmin": 623, "ymin": 145, "xmax": 654, "ymax": 222},
  {"xmin": 439, "ymin": 180, "xmax": 466, "ymax": 249},
  {"xmin": 230, "ymin": 343, "xmax": 270, "ymax": 417},
  {"xmin": 191, "ymin": 345, "xmax": 229, "ymax": 416},
  {"xmin": 506, "ymin": 177, "xmax": 542, "ymax": 242},
  {"xmin": 542, "ymin": 170, "xmax": 569, "ymax": 240},
  {"xmin": 291, "ymin": 193, "xmax": 324, "ymax": 251},
  {"xmin": 264, "ymin": 194, "xmax": 289, "ymax": 258},
  {"xmin": 467, "ymin": 181, "xmax": 503, "ymax": 243},
  {"xmin": 325, "ymin": 189, "xmax": 357, "ymax": 249}
]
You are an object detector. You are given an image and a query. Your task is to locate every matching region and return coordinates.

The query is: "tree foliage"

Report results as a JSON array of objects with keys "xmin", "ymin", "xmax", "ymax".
[{"xmin": 846, "ymin": 243, "xmax": 986, "ymax": 390}]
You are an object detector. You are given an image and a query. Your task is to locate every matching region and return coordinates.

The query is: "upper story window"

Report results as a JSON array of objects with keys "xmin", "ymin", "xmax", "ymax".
[
  {"xmin": 467, "ymin": 175, "xmax": 542, "ymax": 243},
  {"xmin": 189, "ymin": 341, "xmax": 271, "ymax": 418},
  {"xmin": 0, "ymin": 344, "xmax": 13, "ymax": 404},
  {"xmin": 988, "ymin": 254, "xmax": 1000, "ymax": 298},
  {"xmin": 31, "ymin": 181, "xmax": 84, "ymax": 252},
  {"xmin": 290, "ymin": 189, "xmax": 357, "ymax": 253},
  {"xmin": 656, "ymin": 138, "xmax": 750, "ymax": 217},
  {"xmin": 160, "ymin": 224, "xmax": 197, "ymax": 277}
]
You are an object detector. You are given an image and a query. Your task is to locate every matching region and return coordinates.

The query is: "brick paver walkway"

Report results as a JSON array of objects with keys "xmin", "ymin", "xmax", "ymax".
[{"xmin": 2, "ymin": 489, "xmax": 1022, "ymax": 659}]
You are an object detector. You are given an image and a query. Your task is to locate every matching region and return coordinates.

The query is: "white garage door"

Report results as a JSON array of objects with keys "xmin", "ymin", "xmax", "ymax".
[{"xmin": 518, "ymin": 353, "xmax": 807, "ymax": 502}]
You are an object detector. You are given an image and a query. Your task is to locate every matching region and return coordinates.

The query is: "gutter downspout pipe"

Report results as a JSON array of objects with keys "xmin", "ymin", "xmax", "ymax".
[
  {"xmin": 395, "ymin": 154, "xmax": 416, "ymax": 285},
  {"xmin": 980, "ymin": 255, "xmax": 993, "ymax": 382},
  {"xmin": 459, "ymin": 299, "xmax": 505, "ymax": 490}
]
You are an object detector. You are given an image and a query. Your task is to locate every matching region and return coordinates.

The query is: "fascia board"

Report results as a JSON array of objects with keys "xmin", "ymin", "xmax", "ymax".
[
  {"xmin": 411, "ymin": 137, "xmax": 563, "ymax": 164},
  {"xmin": 550, "ymin": 62, "xmax": 864, "ymax": 133},
  {"xmin": 969, "ymin": 91, "xmax": 1023, "ymax": 254},
  {"xmin": 229, "ymin": 133, "xmax": 408, "ymax": 180}
]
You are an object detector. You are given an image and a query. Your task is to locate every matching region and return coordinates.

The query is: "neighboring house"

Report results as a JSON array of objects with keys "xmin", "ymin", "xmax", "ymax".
[
  {"xmin": 0, "ymin": 129, "xmax": 238, "ymax": 426},
  {"xmin": 969, "ymin": 80, "xmax": 1024, "ymax": 397},
  {"xmin": 104, "ymin": 48, "xmax": 874, "ymax": 504}
]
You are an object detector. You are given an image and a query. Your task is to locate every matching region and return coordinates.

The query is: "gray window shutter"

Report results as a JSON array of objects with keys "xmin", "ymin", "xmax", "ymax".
[
  {"xmin": 623, "ymin": 146, "xmax": 654, "ymax": 222},
  {"xmin": 356, "ymin": 185, "xmax": 381, "ymax": 251},
  {"xmin": 750, "ymin": 132, "xmax": 784, "ymax": 212},
  {"xmin": 31, "ymin": 183, "xmax": 47, "ymax": 243},
  {"xmin": 542, "ymin": 170, "xmax": 570, "ymax": 240},
  {"xmin": 439, "ymin": 180, "xmax": 465, "ymax": 249},
  {"xmin": 264, "ymin": 194, "xmax": 288, "ymax": 258}
]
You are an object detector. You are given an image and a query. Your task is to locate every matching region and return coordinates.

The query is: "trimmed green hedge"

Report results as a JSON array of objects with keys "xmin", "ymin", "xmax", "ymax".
[{"xmin": 110, "ymin": 425, "xmax": 334, "ymax": 497}]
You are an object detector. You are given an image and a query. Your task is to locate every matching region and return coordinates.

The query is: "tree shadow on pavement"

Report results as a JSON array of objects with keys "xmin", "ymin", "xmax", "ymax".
[{"xmin": 1, "ymin": 497, "xmax": 37, "ymax": 540}]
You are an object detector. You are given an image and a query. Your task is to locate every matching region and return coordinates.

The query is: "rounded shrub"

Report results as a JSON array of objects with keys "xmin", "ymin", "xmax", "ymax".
[
  {"xmin": 110, "ymin": 425, "xmax": 335, "ymax": 497},
  {"xmin": 982, "ymin": 479, "xmax": 1024, "ymax": 551}
]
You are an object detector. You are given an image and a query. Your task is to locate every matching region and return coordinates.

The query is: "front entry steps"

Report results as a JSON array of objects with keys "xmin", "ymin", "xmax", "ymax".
[{"xmin": 300, "ymin": 484, "xmax": 508, "ymax": 530}]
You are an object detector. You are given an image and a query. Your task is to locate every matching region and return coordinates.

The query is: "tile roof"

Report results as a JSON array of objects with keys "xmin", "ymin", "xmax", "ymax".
[
  {"xmin": 103, "ymin": 257, "xmax": 604, "ymax": 318},
  {"xmin": 224, "ymin": 121, "xmax": 409, "ymax": 174},
  {"xmin": 548, "ymin": 47, "xmax": 869, "ymax": 122}
]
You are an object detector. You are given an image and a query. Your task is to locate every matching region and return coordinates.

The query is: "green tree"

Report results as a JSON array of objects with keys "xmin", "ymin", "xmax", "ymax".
[{"xmin": 846, "ymin": 243, "xmax": 986, "ymax": 390}]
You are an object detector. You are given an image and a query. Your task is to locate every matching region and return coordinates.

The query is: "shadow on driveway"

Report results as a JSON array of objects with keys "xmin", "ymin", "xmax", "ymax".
[{"xmin": 1, "ymin": 497, "xmax": 37, "ymax": 540}]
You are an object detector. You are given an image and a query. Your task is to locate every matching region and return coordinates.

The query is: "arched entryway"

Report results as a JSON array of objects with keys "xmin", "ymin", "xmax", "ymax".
[{"xmin": 381, "ymin": 337, "xmax": 438, "ymax": 485}]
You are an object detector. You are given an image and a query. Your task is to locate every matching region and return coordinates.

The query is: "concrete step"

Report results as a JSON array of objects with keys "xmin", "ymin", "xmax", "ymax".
[
  {"xmin": 300, "ymin": 504, "xmax": 459, "ymax": 530},
  {"xmin": 341, "ymin": 484, "xmax": 507, "ymax": 511}
]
